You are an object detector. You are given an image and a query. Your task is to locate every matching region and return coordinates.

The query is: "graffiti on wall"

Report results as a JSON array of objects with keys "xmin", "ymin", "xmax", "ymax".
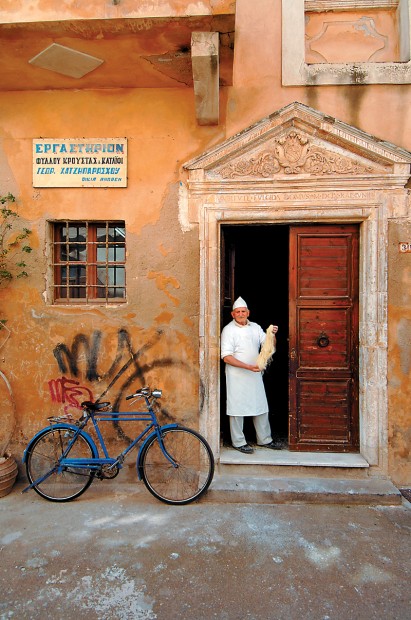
[
  {"xmin": 49, "ymin": 328, "xmax": 203, "ymax": 440},
  {"xmin": 48, "ymin": 376, "xmax": 93, "ymax": 412}
]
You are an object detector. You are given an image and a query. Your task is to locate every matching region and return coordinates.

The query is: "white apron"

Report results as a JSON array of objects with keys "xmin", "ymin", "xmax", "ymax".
[{"xmin": 221, "ymin": 320, "xmax": 268, "ymax": 417}]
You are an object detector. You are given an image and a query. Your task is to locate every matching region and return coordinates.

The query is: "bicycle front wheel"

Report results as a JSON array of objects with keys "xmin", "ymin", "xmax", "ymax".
[
  {"xmin": 140, "ymin": 427, "xmax": 214, "ymax": 505},
  {"xmin": 26, "ymin": 427, "xmax": 95, "ymax": 502}
]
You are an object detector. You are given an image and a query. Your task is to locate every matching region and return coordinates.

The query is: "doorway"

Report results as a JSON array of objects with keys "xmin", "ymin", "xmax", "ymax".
[
  {"xmin": 220, "ymin": 225, "xmax": 290, "ymax": 447},
  {"xmin": 220, "ymin": 223, "xmax": 360, "ymax": 452}
]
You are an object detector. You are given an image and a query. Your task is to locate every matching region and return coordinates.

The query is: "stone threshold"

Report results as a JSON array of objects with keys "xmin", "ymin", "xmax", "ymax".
[
  {"xmin": 212, "ymin": 447, "xmax": 404, "ymax": 505},
  {"xmin": 219, "ymin": 446, "xmax": 370, "ymax": 468}
]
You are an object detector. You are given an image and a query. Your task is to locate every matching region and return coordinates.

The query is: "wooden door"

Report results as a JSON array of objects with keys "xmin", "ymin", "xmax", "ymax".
[{"xmin": 288, "ymin": 225, "xmax": 359, "ymax": 452}]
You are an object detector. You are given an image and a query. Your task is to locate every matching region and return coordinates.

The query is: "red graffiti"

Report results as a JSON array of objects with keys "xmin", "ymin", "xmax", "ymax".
[{"xmin": 48, "ymin": 376, "xmax": 94, "ymax": 414}]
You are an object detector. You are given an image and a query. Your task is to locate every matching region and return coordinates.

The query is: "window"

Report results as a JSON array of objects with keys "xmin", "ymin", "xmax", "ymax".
[
  {"xmin": 282, "ymin": 0, "xmax": 411, "ymax": 85},
  {"xmin": 52, "ymin": 221, "xmax": 126, "ymax": 303}
]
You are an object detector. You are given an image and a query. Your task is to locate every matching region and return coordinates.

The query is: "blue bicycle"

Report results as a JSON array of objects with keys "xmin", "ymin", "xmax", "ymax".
[{"xmin": 22, "ymin": 387, "xmax": 214, "ymax": 505}]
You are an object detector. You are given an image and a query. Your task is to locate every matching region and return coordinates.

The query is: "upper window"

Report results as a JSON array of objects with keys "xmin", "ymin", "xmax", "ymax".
[
  {"xmin": 282, "ymin": 0, "xmax": 411, "ymax": 85},
  {"xmin": 305, "ymin": 5, "xmax": 401, "ymax": 64},
  {"xmin": 52, "ymin": 221, "xmax": 126, "ymax": 304}
]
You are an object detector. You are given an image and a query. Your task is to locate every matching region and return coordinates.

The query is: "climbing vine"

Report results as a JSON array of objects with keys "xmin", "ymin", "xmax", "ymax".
[{"xmin": 0, "ymin": 192, "xmax": 32, "ymax": 289}]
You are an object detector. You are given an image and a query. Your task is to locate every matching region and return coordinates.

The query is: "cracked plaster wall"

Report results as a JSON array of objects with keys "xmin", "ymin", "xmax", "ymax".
[
  {"xmin": 388, "ymin": 219, "xmax": 411, "ymax": 485},
  {"xmin": 0, "ymin": 87, "xmax": 215, "ymax": 462}
]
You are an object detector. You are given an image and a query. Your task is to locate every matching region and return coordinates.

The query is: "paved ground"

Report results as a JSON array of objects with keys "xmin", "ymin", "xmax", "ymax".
[{"xmin": 1, "ymin": 482, "xmax": 410, "ymax": 620}]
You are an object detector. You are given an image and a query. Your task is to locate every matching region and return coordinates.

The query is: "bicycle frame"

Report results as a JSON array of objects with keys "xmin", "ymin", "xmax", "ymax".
[
  {"xmin": 22, "ymin": 400, "xmax": 179, "ymax": 493},
  {"xmin": 75, "ymin": 408, "xmax": 179, "ymax": 472}
]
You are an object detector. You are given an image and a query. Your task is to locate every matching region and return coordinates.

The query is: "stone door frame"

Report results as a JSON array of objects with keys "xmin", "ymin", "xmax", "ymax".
[
  {"xmin": 183, "ymin": 103, "xmax": 411, "ymax": 472},
  {"xmin": 197, "ymin": 198, "xmax": 385, "ymax": 468}
]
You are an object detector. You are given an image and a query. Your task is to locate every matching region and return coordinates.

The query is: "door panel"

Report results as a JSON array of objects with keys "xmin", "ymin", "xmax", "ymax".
[
  {"xmin": 297, "ymin": 378, "xmax": 353, "ymax": 442},
  {"xmin": 299, "ymin": 307, "xmax": 350, "ymax": 368},
  {"xmin": 289, "ymin": 225, "xmax": 359, "ymax": 452},
  {"xmin": 298, "ymin": 235, "xmax": 351, "ymax": 297}
]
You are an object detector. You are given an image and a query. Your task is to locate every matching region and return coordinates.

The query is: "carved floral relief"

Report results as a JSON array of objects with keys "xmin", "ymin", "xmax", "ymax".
[{"xmin": 215, "ymin": 131, "xmax": 379, "ymax": 178}]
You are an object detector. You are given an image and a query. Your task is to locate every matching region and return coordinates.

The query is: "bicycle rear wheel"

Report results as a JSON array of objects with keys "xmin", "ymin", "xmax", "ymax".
[
  {"xmin": 140, "ymin": 426, "xmax": 214, "ymax": 505},
  {"xmin": 26, "ymin": 427, "xmax": 95, "ymax": 502}
]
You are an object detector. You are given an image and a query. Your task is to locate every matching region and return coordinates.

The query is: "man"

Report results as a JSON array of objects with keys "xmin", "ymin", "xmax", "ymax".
[{"xmin": 221, "ymin": 297, "xmax": 280, "ymax": 454}]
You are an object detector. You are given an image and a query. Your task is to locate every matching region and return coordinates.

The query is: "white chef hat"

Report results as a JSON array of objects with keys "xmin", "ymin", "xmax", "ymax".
[{"xmin": 232, "ymin": 296, "xmax": 248, "ymax": 310}]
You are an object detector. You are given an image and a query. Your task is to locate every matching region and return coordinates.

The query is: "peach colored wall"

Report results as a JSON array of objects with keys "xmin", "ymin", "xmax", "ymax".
[
  {"xmin": 0, "ymin": 88, "xmax": 225, "ymax": 454},
  {"xmin": 388, "ymin": 221, "xmax": 411, "ymax": 486},
  {"xmin": 0, "ymin": 0, "xmax": 410, "ymax": 484},
  {"xmin": 226, "ymin": 0, "xmax": 411, "ymax": 151}
]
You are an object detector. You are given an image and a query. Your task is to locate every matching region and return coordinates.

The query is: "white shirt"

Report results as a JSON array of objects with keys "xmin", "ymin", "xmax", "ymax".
[{"xmin": 221, "ymin": 320, "xmax": 268, "ymax": 417}]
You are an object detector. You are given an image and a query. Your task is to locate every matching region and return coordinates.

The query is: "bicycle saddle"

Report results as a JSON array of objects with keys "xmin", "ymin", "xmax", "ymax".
[{"xmin": 81, "ymin": 401, "xmax": 111, "ymax": 411}]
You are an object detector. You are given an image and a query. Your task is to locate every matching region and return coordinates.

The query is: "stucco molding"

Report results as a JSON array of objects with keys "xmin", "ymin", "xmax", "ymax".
[{"xmin": 183, "ymin": 103, "xmax": 411, "ymax": 473}]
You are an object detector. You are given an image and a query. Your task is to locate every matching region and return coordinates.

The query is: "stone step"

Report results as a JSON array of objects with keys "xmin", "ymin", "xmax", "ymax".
[
  {"xmin": 219, "ymin": 446, "xmax": 370, "ymax": 468},
  {"xmin": 204, "ymin": 474, "xmax": 402, "ymax": 506},
  {"xmin": 217, "ymin": 446, "xmax": 372, "ymax": 480}
]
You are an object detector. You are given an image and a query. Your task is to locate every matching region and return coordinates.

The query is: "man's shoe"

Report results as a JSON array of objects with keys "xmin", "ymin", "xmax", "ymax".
[
  {"xmin": 259, "ymin": 440, "xmax": 282, "ymax": 450},
  {"xmin": 233, "ymin": 444, "xmax": 254, "ymax": 454}
]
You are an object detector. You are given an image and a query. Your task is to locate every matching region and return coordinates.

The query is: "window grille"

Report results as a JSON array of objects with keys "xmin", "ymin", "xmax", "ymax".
[{"xmin": 52, "ymin": 221, "xmax": 126, "ymax": 303}]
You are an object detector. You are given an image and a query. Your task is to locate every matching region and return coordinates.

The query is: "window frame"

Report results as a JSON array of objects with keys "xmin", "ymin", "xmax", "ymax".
[
  {"xmin": 282, "ymin": 0, "xmax": 411, "ymax": 85},
  {"xmin": 51, "ymin": 220, "xmax": 126, "ymax": 305}
]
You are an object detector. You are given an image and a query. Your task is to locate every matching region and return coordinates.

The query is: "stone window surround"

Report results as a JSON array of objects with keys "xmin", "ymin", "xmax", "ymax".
[{"xmin": 282, "ymin": 0, "xmax": 411, "ymax": 85}]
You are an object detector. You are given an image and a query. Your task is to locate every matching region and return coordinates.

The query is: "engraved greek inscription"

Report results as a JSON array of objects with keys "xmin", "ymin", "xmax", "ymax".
[{"xmin": 207, "ymin": 190, "xmax": 375, "ymax": 203}]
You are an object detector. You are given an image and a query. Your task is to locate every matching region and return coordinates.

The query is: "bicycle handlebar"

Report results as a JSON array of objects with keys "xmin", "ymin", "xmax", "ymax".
[{"xmin": 125, "ymin": 387, "xmax": 162, "ymax": 401}]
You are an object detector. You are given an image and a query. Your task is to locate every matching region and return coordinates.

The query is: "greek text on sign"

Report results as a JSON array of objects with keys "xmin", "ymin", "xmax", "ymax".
[
  {"xmin": 33, "ymin": 138, "xmax": 127, "ymax": 188},
  {"xmin": 399, "ymin": 242, "xmax": 411, "ymax": 253}
]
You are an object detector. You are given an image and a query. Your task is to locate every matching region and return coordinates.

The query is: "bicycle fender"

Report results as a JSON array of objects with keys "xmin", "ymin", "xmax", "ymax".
[
  {"xmin": 136, "ymin": 423, "xmax": 179, "ymax": 480},
  {"xmin": 22, "ymin": 424, "xmax": 99, "ymax": 463}
]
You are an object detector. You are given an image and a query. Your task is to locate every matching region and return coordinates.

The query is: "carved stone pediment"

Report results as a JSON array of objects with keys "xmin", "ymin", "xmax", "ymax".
[
  {"xmin": 214, "ymin": 130, "xmax": 380, "ymax": 179},
  {"xmin": 184, "ymin": 102, "xmax": 411, "ymax": 183}
]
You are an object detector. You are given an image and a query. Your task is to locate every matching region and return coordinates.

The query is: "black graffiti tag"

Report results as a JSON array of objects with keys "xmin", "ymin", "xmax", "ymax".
[{"xmin": 53, "ymin": 328, "xmax": 204, "ymax": 441}]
